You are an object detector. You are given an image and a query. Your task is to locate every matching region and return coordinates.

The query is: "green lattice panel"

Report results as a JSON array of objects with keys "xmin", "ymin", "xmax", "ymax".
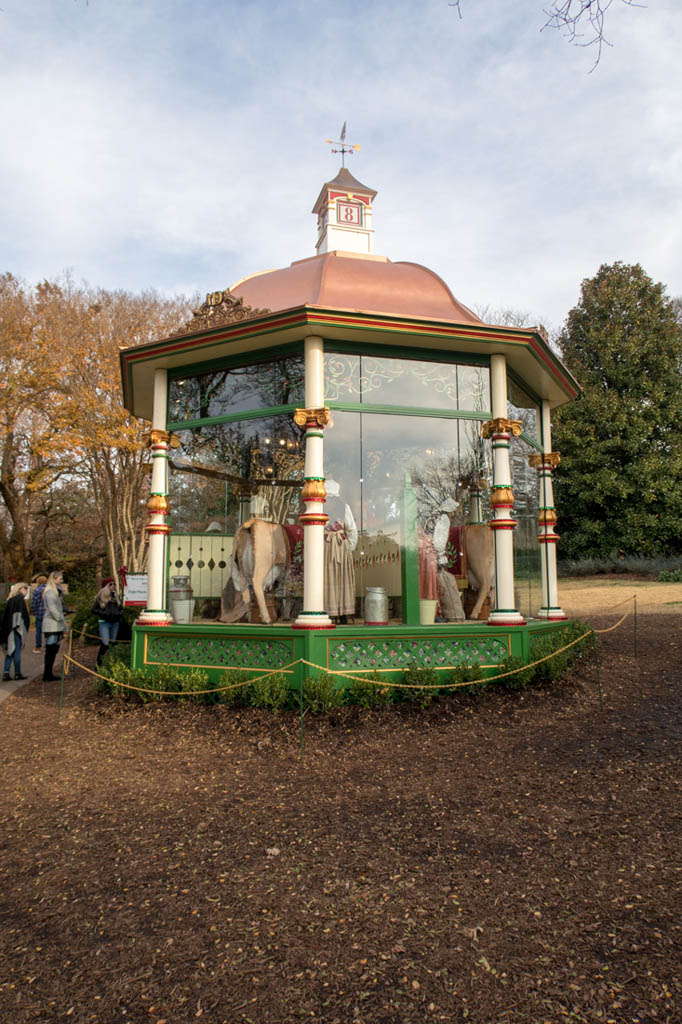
[
  {"xmin": 529, "ymin": 624, "xmax": 569, "ymax": 655},
  {"xmin": 146, "ymin": 634, "xmax": 294, "ymax": 670},
  {"xmin": 328, "ymin": 635, "xmax": 509, "ymax": 672}
]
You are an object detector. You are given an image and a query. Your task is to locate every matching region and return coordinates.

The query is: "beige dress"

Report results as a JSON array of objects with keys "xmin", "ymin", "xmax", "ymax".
[{"xmin": 324, "ymin": 524, "xmax": 356, "ymax": 617}]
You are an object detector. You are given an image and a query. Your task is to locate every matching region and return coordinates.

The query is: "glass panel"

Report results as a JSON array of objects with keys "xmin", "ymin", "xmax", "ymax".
[
  {"xmin": 324, "ymin": 353, "xmax": 361, "ymax": 402},
  {"xmin": 325, "ymin": 352, "xmax": 490, "ymax": 411},
  {"xmin": 508, "ymin": 378, "xmax": 539, "ymax": 442},
  {"xmin": 167, "ymin": 413, "xmax": 306, "ymax": 621},
  {"xmin": 169, "ymin": 355, "xmax": 304, "ymax": 422},
  {"xmin": 325, "ymin": 411, "xmax": 492, "ymax": 622},
  {"xmin": 458, "ymin": 364, "xmax": 491, "ymax": 413},
  {"xmin": 511, "ymin": 437, "xmax": 541, "ymax": 618}
]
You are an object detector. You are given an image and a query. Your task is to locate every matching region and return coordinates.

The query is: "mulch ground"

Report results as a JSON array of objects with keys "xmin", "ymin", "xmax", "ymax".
[{"xmin": 0, "ymin": 577, "xmax": 680, "ymax": 1024}]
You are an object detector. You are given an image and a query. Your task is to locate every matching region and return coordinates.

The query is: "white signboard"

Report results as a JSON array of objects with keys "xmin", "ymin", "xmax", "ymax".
[{"xmin": 124, "ymin": 573, "xmax": 148, "ymax": 607}]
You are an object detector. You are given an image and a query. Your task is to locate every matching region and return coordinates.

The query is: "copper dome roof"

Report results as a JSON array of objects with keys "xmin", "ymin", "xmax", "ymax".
[{"xmin": 230, "ymin": 251, "xmax": 482, "ymax": 325}]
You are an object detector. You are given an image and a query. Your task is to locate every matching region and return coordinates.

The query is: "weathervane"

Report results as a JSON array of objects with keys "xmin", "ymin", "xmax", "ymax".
[{"xmin": 325, "ymin": 121, "xmax": 360, "ymax": 167}]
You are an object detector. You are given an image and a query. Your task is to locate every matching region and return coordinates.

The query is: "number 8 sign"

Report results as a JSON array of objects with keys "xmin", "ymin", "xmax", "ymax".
[{"xmin": 337, "ymin": 201, "xmax": 361, "ymax": 226}]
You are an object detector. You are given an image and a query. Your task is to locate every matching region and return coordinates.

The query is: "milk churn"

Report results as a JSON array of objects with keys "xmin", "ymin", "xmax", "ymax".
[
  {"xmin": 169, "ymin": 575, "xmax": 195, "ymax": 624},
  {"xmin": 364, "ymin": 586, "xmax": 388, "ymax": 625}
]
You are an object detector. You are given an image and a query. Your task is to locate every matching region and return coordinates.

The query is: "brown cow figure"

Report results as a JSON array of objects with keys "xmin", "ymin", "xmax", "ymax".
[{"xmin": 219, "ymin": 519, "xmax": 289, "ymax": 624}]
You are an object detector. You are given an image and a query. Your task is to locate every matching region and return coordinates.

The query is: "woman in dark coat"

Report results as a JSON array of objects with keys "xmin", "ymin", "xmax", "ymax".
[
  {"xmin": 1, "ymin": 582, "xmax": 30, "ymax": 681},
  {"xmin": 92, "ymin": 578, "xmax": 123, "ymax": 666}
]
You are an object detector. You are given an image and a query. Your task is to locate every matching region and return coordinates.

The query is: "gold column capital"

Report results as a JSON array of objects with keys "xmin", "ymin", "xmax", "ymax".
[
  {"xmin": 293, "ymin": 407, "xmax": 331, "ymax": 429},
  {"xmin": 480, "ymin": 417, "xmax": 523, "ymax": 439},
  {"xmin": 146, "ymin": 429, "xmax": 181, "ymax": 448},
  {"xmin": 529, "ymin": 451, "xmax": 561, "ymax": 469}
]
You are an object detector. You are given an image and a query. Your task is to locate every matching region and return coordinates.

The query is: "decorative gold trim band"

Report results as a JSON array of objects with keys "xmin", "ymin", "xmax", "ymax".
[
  {"xmin": 301, "ymin": 479, "xmax": 327, "ymax": 501},
  {"xmin": 490, "ymin": 487, "xmax": 514, "ymax": 508},
  {"xmin": 146, "ymin": 494, "xmax": 170, "ymax": 515}
]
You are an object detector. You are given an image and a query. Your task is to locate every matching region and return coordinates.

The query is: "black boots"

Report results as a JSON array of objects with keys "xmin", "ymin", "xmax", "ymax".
[
  {"xmin": 43, "ymin": 644, "xmax": 59, "ymax": 681},
  {"xmin": 96, "ymin": 643, "xmax": 109, "ymax": 667}
]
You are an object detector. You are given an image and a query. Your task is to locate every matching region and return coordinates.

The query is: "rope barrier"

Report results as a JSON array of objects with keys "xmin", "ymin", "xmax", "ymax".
[
  {"xmin": 299, "ymin": 634, "xmax": 593, "ymax": 690},
  {"xmin": 76, "ymin": 629, "xmax": 132, "ymax": 644},
  {"xmin": 63, "ymin": 653, "xmax": 296, "ymax": 696},
  {"xmin": 57, "ymin": 593, "xmax": 636, "ymax": 699},
  {"xmin": 592, "ymin": 609, "xmax": 631, "ymax": 634},
  {"xmin": 63, "ymin": 629, "xmax": 594, "ymax": 697}
]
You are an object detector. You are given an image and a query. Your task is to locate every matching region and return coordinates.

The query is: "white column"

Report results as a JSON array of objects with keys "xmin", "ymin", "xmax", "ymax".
[
  {"xmin": 485, "ymin": 354, "xmax": 526, "ymax": 625},
  {"xmin": 534, "ymin": 401, "xmax": 566, "ymax": 620},
  {"xmin": 137, "ymin": 368, "xmax": 173, "ymax": 625},
  {"xmin": 293, "ymin": 336, "xmax": 334, "ymax": 630}
]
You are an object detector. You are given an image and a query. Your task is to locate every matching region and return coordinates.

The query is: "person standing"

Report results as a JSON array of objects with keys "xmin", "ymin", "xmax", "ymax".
[
  {"xmin": 42, "ymin": 571, "xmax": 68, "ymax": 682},
  {"xmin": 1, "ymin": 583, "xmax": 30, "ymax": 681},
  {"xmin": 30, "ymin": 574, "xmax": 48, "ymax": 653},
  {"xmin": 92, "ymin": 578, "xmax": 123, "ymax": 666}
]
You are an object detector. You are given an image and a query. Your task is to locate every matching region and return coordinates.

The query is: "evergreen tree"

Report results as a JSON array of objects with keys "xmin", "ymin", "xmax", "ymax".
[{"xmin": 553, "ymin": 262, "xmax": 682, "ymax": 559}]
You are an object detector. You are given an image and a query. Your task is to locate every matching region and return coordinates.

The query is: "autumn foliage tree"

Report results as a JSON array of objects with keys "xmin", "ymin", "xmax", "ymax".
[{"xmin": 0, "ymin": 274, "xmax": 190, "ymax": 581}]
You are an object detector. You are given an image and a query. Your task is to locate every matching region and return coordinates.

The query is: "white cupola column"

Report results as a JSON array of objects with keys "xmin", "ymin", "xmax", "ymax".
[
  {"xmin": 532, "ymin": 401, "xmax": 567, "ymax": 620},
  {"xmin": 293, "ymin": 336, "xmax": 334, "ymax": 630},
  {"xmin": 483, "ymin": 354, "xmax": 526, "ymax": 626},
  {"xmin": 137, "ymin": 368, "xmax": 173, "ymax": 625}
]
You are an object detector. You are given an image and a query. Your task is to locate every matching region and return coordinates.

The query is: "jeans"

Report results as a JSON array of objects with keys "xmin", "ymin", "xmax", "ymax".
[
  {"xmin": 3, "ymin": 632, "xmax": 23, "ymax": 678},
  {"xmin": 44, "ymin": 632, "xmax": 63, "ymax": 646},
  {"xmin": 98, "ymin": 620, "xmax": 120, "ymax": 645},
  {"xmin": 35, "ymin": 619, "xmax": 43, "ymax": 649}
]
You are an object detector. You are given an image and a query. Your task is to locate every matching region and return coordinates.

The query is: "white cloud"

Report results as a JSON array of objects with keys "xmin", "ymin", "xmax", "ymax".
[{"xmin": 1, "ymin": 0, "xmax": 681, "ymax": 324}]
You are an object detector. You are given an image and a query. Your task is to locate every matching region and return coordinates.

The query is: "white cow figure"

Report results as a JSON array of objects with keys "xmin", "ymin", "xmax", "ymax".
[{"xmin": 433, "ymin": 512, "xmax": 494, "ymax": 620}]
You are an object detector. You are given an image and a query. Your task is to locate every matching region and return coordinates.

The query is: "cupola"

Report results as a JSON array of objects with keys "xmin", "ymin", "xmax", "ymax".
[{"xmin": 312, "ymin": 166, "xmax": 377, "ymax": 256}]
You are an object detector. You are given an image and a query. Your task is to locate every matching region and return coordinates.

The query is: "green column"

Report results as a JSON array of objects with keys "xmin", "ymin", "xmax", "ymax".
[{"xmin": 401, "ymin": 473, "xmax": 420, "ymax": 625}]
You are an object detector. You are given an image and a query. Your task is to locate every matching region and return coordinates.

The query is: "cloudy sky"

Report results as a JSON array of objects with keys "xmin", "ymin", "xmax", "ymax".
[{"xmin": 2, "ymin": 0, "xmax": 680, "ymax": 332}]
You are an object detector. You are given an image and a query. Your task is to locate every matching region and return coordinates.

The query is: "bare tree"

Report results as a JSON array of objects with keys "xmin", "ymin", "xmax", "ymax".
[
  {"xmin": 451, "ymin": 0, "xmax": 643, "ymax": 67},
  {"xmin": 543, "ymin": 0, "xmax": 643, "ymax": 68}
]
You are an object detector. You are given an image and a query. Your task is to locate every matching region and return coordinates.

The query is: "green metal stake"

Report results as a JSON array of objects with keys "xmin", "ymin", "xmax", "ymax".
[
  {"xmin": 633, "ymin": 594, "xmax": 638, "ymax": 658},
  {"xmin": 299, "ymin": 677, "xmax": 304, "ymax": 761},
  {"xmin": 58, "ymin": 658, "xmax": 66, "ymax": 724},
  {"xmin": 592, "ymin": 632, "xmax": 603, "ymax": 710}
]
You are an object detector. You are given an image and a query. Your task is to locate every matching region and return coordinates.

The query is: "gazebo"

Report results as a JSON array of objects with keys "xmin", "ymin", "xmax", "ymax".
[{"xmin": 120, "ymin": 166, "xmax": 579, "ymax": 686}]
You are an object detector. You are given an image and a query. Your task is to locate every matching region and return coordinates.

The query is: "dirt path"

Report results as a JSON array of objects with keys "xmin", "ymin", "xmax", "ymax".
[
  {"xmin": 0, "ymin": 578, "xmax": 679, "ymax": 1024},
  {"xmin": 560, "ymin": 574, "xmax": 682, "ymax": 616}
]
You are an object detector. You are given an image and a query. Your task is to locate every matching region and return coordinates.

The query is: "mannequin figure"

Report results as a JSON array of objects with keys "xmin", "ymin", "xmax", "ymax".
[
  {"xmin": 324, "ymin": 479, "xmax": 358, "ymax": 619},
  {"xmin": 433, "ymin": 508, "xmax": 466, "ymax": 622}
]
